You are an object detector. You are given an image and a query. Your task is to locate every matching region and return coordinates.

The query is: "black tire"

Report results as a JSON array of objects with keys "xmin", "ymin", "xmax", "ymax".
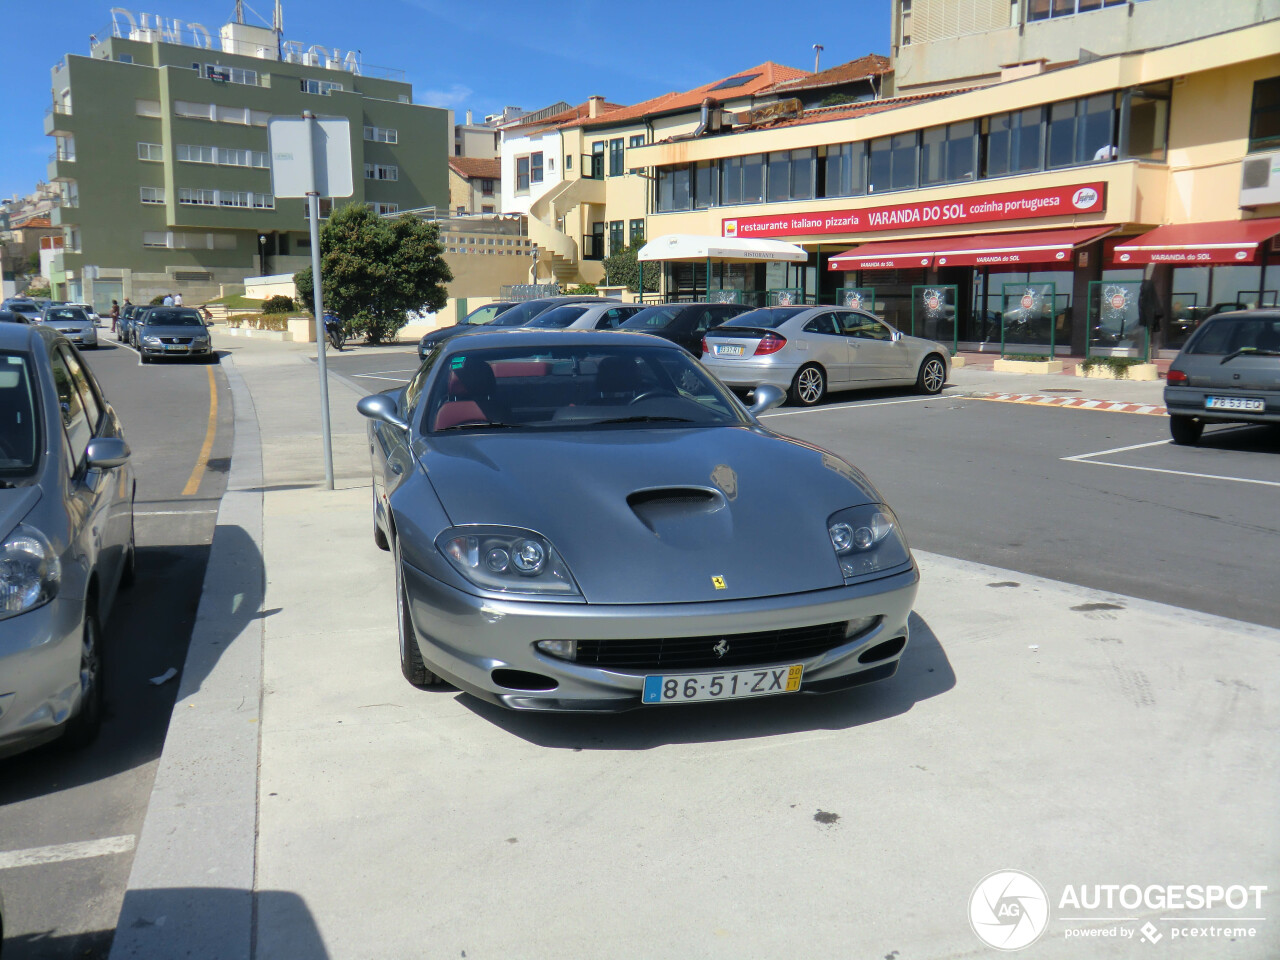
[
  {"xmin": 61, "ymin": 607, "xmax": 104, "ymax": 749},
  {"xmin": 788, "ymin": 363, "xmax": 826, "ymax": 406},
  {"xmin": 373, "ymin": 488, "xmax": 390, "ymax": 551},
  {"xmin": 139, "ymin": 352, "xmax": 151, "ymax": 364},
  {"xmin": 119, "ymin": 507, "xmax": 137, "ymax": 589},
  {"xmin": 395, "ymin": 540, "xmax": 443, "ymax": 687},
  {"xmin": 1170, "ymin": 415, "xmax": 1204, "ymax": 446},
  {"xmin": 916, "ymin": 354, "xmax": 947, "ymax": 395}
]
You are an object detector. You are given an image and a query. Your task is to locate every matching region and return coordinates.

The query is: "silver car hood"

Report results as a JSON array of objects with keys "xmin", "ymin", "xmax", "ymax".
[
  {"xmin": 419, "ymin": 426, "xmax": 880, "ymax": 604},
  {"xmin": 0, "ymin": 485, "xmax": 41, "ymax": 541},
  {"xmin": 141, "ymin": 325, "xmax": 206, "ymax": 337}
]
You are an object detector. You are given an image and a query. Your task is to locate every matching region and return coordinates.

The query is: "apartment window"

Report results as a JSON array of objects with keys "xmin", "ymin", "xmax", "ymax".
[
  {"xmin": 1122, "ymin": 82, "xmax": 1171, "ymax": 161},
  {"xmin": 219, "ymin": 191, "xmax": 251, "ymax": 208},
  {"xmin": 55, "ymin": 136, "xmax": 76, "ymax": 161},
  {"xmin": 609, "ymin": 220, "xmax": 624, "ymax": 255},
  {"xmin": 629, "ymin": 218, "xmax": 644, "ymax": 245},
  {"xmin": 117, "ymin": 54, "xmax": 133, "ymax": 63},
  {"xmin": 565, "ymin": 154, "xmax": 573, "ymax": 171},
  {"xmin": 456, "ymin": 205, "xmax": 467, "ymax": 217},
  {"xmin": 372, "ymin": 202, "xmax": 399, "ymax": 214},
  {"xmin": 205, "ymin": 63, "xmax": 257, "ymax": 85},
  {"xmin": 178, "ymin": 187, "xmax": 216, "ymax": 205},
  {"xmin": 136, "ymin": 98, "xmax": 162, "ymax": 117},
  {"xmin": 174, "ymin": 100, "xmax": 214, "ymax": 120},
  {"xmin": 629, "ymin": 134, "xmax": 644, "ymax": 149},
  {"xmin": 137, "ymin": 141, "xmax": 164, "ymax": 162},
  {"xmin": 1028, "ymin": 0, "xmax": 1126, "ymax": 20},
  {"xmin": 530, "ymin": 152, "xmax": 544, "ymax": 184},
  {"xmin": 142, "ymin": 230, "xmax": 168, "ymax": 248},
  {"xmin": 1248, "ymin": 76, "xmax": 1280, "ymax": 153},
  {"xmin": 176, "ymin": 144, "xmax": 216, "ymax": 164},
  {"xmin": 481, "ymin": 205, "xmax": 494, "ymax": 214},
  {"xmin": 920, "ymin": 120, "xmax": 976, "ymax": 186},
  {"xmin": 790, "ymin": 148, "xmax": 815, "ymax": 200},
  {"xmin": 609, "ymin": 138, "xmax": 624, "ymax": 176},
  {"xmin": 363, "ymin": 163, "xmax": 399, "ymax": 181},
  {"xmin": 719, "ymin": 155, "xmax": 765, "ymax": 205},
  {"xmin": 252, "ymin": 193, "xmax": 275, "ymax": 209},
  {"xmin": 67, "ymin": 228, "xmax": 81, "ymax": 253},
  {"xmin": 1047, "ymin": 93, "xmax": 1117, "ymax": 167},
  {"xmin": 221, "ymin": 148, "xmax": 250, "ymax": 166},
  {"xmin": 301, "ymin": 78, "xmax": 343, "ymax": 95},
  {"xmin": 363, "ymin": 125, "xmax": 398, "ymax": 143},
  {"xmin": 139, "ymin": 186, "xmax": 165, "ymax": 204},
  {"xmin": 868, "ymin": 132, "xmax": 918, "ymax": 192},
  {"xmin": 822, "ymin": 142, "xmax": 866, "ymax": 198},
  {"xmin": 982, "ymin": 107, "xmax": 1044, "ymax": 177},
  {"xmin": 589, "ymin": 141, "xmax": 605, "ymax": 179},
  {"xmin": 481, "ymin": 178, "xmax": 494, "ymax": 196},
  {"xmin": 656, "ymin": 166, "xmax": 694, "ymax": 212},
  {"xmin": 693, "ymin": 161, "xmax": 716, "ymax": 209},
  {"xmin": 250, "ymin": 110, "xmax": 270, "ymax": 127},
  {"xmin": 516, "ymin": 156, "xmax": 530, "ymax": 193},
  {"xmin": 305, "ymin": 198, "xmax": 334, "ymax": 219},
  {"xmin": 141, "ymin": 231, "xmax": 233, "ymax": 250}
]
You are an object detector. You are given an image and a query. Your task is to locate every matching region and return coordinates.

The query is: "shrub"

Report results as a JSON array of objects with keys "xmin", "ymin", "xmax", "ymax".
[
  {"xmin": 149, "ymin": 295, "xmax": 166, "ymax": 305},
  {"xmin": 262, "ymin": 294, "xmax": 296, "ymax": 314},
  {"xmin": 1002, "ymin": 354, "xmax": 1051, "ymax": 362},
  {"xmin": 565, "ymin": 283, "xmax": 598, "ymax": 295},
  {"xmin": 1080, "ymin": 356, "xmax": 1146, "ymax": 378}
]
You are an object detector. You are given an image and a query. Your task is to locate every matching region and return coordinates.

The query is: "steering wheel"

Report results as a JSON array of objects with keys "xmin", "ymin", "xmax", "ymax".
[{"xmin": 628, "ymin": 390, "xmax": 674, "ymax": 406}]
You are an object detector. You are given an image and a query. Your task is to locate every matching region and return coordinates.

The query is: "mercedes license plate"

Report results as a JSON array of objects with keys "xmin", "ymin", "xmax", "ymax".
[
  {"xmin": 642, "ymin": 664, "xmax": 803, "ymax": 704},
  {"xmin": 1205, "ymin": 396, "xmax": 1264, "ymax": 412},
  {"xmin": 714, "ymin": 344, "xmax": 745, "ymax": 356}
]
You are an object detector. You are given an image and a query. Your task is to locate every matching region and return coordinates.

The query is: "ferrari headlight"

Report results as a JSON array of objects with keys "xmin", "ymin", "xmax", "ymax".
[
  {"xmin": 436, "ymin": 525, "xmax": 579, "ymax": 596},
  {"xmin": 0, "ymin": 523, "xmax": 61, "ymax": 620},
  {"xmin": 827, "ymin": 505, "xmax": 910, "ymax": 582}
]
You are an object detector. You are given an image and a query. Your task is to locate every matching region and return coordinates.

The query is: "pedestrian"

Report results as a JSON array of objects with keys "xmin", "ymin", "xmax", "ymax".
[
  {"xmin": 109, "ymin": 299, "xmax": 120, "ymax": 333},
  {"xmin": 162, "ymin": 293, "xmax": 174, "ymax": 306},
  {"xmin": 173, "ymin": 292, "xmax": 184, "ymax": 307}
]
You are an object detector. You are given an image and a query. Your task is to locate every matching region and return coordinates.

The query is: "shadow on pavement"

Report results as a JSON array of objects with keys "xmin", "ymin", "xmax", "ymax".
[
  {"xmin": 1196, "ymin": 423, "xmax": 1280, "ymax": 453},
  {"xmin": 467, "ymin": 611, "xmax": 955, "ymax": 749},
  {"xmin": 1, "ymin": 927, "xmax": 113, "ymax": 960}
]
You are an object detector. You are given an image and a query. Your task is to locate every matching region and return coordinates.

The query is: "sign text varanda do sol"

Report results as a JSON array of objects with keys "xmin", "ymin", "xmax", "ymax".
[{"xmin": 722, "ymin": 182, "xmax": 1106, "ymax": 239}]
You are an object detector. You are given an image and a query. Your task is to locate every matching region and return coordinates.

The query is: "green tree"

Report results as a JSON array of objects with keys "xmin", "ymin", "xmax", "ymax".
[
  {"xmin": 295, "ymin": 204, "xmax": 453, "ymax": 344},
  {"xmin": 602, "ymin": 241, "xmax": 659, "ymax": 295}
]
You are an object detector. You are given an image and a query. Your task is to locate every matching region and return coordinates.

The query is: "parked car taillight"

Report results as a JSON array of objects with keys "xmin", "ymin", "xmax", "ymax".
[
  {"xmin": 1166, "ymin": 369, "xmax": 1188, "ymax": 385},
  {"xmin": 754, "ymin": 334, "xmax": 787, "ymax": 356},
  {"xmin": 701, "ymin": 336, "xmax": 710, "ymax": 355}
]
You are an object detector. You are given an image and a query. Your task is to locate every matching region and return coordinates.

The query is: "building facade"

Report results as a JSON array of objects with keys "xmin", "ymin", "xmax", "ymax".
[
  {"xmin": 45, "ymin": 12, "xmax": 448, "ymax": 308},
  {"xmin": 625, "ymin": 17, "xmax": 1280, "ymax": 357},
  {"xmin": 447, "ymin": 157, "xmax": 502, "ymax": 216}
]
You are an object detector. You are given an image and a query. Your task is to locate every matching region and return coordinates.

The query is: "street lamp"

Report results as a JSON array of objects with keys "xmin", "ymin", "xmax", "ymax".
[{"xmin": 257, "ymin": 233, "xmax": 267, "ymax": 276}]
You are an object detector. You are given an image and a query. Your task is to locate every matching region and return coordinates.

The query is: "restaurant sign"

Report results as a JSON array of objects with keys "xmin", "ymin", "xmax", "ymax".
[{"xmin": 722, "ymin": 182, "xmax": 1106, "ymax": 239}]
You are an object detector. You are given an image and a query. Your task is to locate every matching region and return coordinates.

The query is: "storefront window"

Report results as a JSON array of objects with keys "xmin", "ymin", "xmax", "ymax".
[
  {"xmin": 1123, "ymin": 83, "xmax": 1171, "ymax": 161},
  {"xmin": 1048, "ymin": 94, "xmax": 1116, "ymax": 167},
  {"xmin": 1248, "ymin": 76, "xmax": 1280, "ymax": 153},
  {"xmin": 767, "ymin": 151, "xmax": 791, "ymax": 202},
  {"xmin": 657, "ymin": 166, "xmax": 693, "ymax": 212},
  {"xmin": 1168, "ymin": 267, "xmax": 1211, "ymax": 349},
  {"xmin": 742, "ymin": 154, "xmax": 764, "ymax": 203},
  {"xmin": 694, "ymin": 161, "xmax": 715, "ymax": 209},
  {"xmin": 791, "ymin": 148, "xmax": 815, "ymax": 200},
  {"xmin": 822, "ymin": 143, "xmax": 866, "ymax": 198},
  {"xmin": 869, "ymin": 132, "xmax": 918, "ymax": 193},
  {"xmin": 921, "ymin": 120, "xmax": 976, "ymax": 186},
  {"xmin": 984, "ymin": 107, "xmax": 1044, "ymax": 177}
]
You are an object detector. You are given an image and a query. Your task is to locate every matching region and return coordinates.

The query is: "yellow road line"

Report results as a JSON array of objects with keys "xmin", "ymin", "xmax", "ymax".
[{"xmin": 182, "ymin": 365, "xmax": 218, "ymax": 496}]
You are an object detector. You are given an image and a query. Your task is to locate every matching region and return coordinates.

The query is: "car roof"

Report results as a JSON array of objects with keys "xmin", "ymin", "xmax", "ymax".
[
  {"xmin": 1202, "ymin": 308, "xmax": 1280, "ymax": 321},
  {"xmin": 0, "ymin": 319, "xmax": 42, "ymax": 350}
]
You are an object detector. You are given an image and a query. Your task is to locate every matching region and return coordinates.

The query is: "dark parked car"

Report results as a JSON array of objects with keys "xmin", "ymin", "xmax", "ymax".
[
  {"xmin": 0, "ymin": 309, "xmax": 27, "ymax": 325},
  {"xmin": 416, "ymin": 297, "xmax": 616, "ymax": 361},
  {"xmin": 0, "ymin": 322, "xmax": 135, "ymax": 757},
  {"xmin": 1164, "ymin": 309, "xmax": 1280, "ymax": 444},
  {"xmin": 618, "ymin": 302, "xmax": 752, "ymax": 355},
  {"xmin": 2, "ymin": 299, "xmax": 42, "ymax": 324}
]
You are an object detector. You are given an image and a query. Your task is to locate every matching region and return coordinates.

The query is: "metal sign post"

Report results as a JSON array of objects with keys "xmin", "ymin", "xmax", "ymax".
[{"xmin": 267, "ymin": 112, "xmax": 352, "ymax": 490}]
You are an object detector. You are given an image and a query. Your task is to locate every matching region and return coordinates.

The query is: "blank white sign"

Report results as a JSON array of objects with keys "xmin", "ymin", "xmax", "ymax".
[{"xmin": 267, "ymin": 116, "xmax": 354, "ymax": 199}]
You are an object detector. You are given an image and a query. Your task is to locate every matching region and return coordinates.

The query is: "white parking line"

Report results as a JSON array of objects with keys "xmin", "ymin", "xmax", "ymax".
[
  {"xmin": 351, "ymin": 374, "xmax": 412, "ymax": 383},
  {"xmin": 1064, "ymin": 458, "xmax": 1280, "ymax": 488},
  {"xmin": 0, "ymin": 835, "xmax": 136, "ymax": 871},
  {"xmin": 1062, "ymin": 438, "xmax": 1172, "ymax": 461},
  {"xmin": 760, "ymin": 396, "xmax": 941, "ymax": 418},
  {"xmin": 351, "ymin": 369, "xmax": 420, "ymax": 378}
]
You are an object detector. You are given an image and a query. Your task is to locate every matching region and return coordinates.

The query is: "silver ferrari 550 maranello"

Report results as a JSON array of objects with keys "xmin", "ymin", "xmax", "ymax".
[{"xmin": 357, "ymin": 330, "xmax": 920, "ymax": 712}]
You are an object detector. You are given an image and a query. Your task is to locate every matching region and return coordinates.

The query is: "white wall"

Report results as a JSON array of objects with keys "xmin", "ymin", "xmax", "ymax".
[{"xmin": 500, "ymin": 131, "xmax": 564, "ymax": 217}]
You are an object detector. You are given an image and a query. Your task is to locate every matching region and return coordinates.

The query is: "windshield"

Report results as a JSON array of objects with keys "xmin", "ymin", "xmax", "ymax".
[
  {"xmin": 464, "ymin": 303, "xmax": 514, "ymax": 325},
  {"xmin": 0, "ymin": 352, "xmax": 40, "ymax": 480},
  {"xmin": 486, "ymin": 299, "xmax": 561, "ymax": 327},
  {"xmin": 1185, "ymin": 315, "xmax": 1280, "ymax": 355},
  {"xmin": 621, "ymin": 306, "xmax": 682, "ymax": 331},
  {"xmin": 45, "ymin": 308, "xmax": 88, "ymax": 323},
  {"xmin": 422, "ymin": 344, "xmax": 748, "ymax": 433},
  {"xmin": 144, "ymin": 309, "xmax": 205, "ymax": 326},
  {"xmin": 9, "ymin": 303, "xmax": 39, "ymax": 317},
  {"xmin": 718, "ymin": 307, "xmax": 808, "ymax": 330},
  {"xmin": 524, "ymin": 305, "xmax": 591, "ymax": 329}
]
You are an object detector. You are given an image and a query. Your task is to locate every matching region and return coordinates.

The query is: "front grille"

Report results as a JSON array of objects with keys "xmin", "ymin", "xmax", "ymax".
[
  {"xmin": 160, "ymin": 337, "xmax": 193, "ymax": 345},
  {"xmin": 572, "ymin": 620, "xmax": 851, "ymax": 671}
]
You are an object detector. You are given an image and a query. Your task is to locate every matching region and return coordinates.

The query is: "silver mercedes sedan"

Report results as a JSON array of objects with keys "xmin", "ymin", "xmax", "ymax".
[
  {"xmin": 702, "ymin": 306, "xmax": 950, "ymax": 406},
  {"xmin": 357, "ymin": 330, "xmax": 919, "ymax": 712}
]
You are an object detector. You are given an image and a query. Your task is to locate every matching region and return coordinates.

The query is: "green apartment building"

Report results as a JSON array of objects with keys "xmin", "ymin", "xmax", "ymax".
[{"xmin": 45, "ymin": 11, "xmax": 448, "ymax": 307}]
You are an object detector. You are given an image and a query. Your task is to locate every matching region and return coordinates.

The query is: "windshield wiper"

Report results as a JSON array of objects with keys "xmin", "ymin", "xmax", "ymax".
[
  {"xmin": 434, "ymin": 421, "xmax": 522, "ymax": 432},
  {"xmin": 1220, "ymin": 346, "xmax": 1280, "ymax": 364},
  {"xmin": 593, "ymin": 415, "xmax": 694, "ymax": 425}
]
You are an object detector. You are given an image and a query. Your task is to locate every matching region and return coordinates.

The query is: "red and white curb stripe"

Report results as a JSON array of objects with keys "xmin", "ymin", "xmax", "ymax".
[{"xmin": 971, "ymin": 392, "xmax": 1167, "ymax": 416}]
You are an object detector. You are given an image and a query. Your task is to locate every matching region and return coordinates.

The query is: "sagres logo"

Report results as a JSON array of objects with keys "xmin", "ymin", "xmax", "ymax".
[{"xmin": 970, "ymin": 870, "xmax": 1050, "ymax": 951}]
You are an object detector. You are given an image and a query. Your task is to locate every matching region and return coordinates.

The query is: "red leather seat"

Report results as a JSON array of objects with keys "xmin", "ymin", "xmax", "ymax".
[{"xmin": 433, "ymin": 400, "xmax": 487, "ymax": 431}]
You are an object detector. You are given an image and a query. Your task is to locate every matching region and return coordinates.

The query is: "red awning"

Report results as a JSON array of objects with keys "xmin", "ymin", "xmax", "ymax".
[
  {"xmin": 828, "ymin": 226, "xmax": 1114, "ymax": 271},
  {"xmin": 1111, "ymin": 218, "xmax": 1280, "ymax": 265}
]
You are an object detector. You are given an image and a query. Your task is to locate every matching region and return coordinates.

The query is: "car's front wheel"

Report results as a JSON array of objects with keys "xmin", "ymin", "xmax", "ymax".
[
  {"xmin": 62, "ymin": 607, "xmax": 104, "ymax": 749},
  {"xmin": 395, "ymin": 539, "xmax": 443, "ymax": 688},
  {"xmin": 789, "ymin": 363, "xmax": 826, "ymax": 406},
  {"xmin": 1170, "ymin": 414, "xmax": 1204, "ymax": 446},
  {"xmin": 916, "ymin": 355, "xmax": 947, "ymax": 395}
]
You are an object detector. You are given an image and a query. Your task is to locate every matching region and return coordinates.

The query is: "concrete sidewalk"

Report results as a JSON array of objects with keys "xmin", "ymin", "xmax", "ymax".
[{"xmin": 112, "ymin": 333, "xmax": 1277, "ymax": 959}]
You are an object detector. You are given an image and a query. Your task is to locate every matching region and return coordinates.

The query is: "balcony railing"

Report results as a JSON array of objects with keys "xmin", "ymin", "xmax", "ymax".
[
  {"xmin": 49, "ymin": 150, "xmax": 76, "ymax": 163},
  {"xmin": 46, "ymin": 102, "xmax": 73, "ymax": 117}
]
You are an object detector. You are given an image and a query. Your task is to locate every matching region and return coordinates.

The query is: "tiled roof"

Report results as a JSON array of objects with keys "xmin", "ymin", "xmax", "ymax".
[
  {"xmin": 12, "ymin": 214, "xmax": 52, "ymax": 228},
  {"xmin": 448, "ymin": 157, "xmax": 501, "ymax": 180},
  {"xmin": 766, "ymin": 54, "xmax": 891, "ymax": 94},
  {"xmin": 724, "ymin": 88, "xmax": 972, "ymax": 133},
  {"xmin": 504, "ymin": 99, "xmax": 628, "ymax": 132},
  {"xmin": 568, "ymin": 62, "xmax": 810, "ymax": 129}
]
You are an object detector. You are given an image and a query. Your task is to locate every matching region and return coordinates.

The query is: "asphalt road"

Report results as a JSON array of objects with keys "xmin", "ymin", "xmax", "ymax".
[
  {"xmin": 0, "ymin": 337, "xmax": 232, "ymax": 959},
  {"xmin": 326, "ymin": 346, "xmax": 1280, "ymax": 628}
]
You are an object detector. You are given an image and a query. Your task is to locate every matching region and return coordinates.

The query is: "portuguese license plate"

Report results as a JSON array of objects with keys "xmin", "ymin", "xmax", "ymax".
[
  {"xmin": 715, "ymin": 344, "xmax": 745, "ymax": 356},
  {"xmin": 165, "ymin": 344, "xmax": 188, "ymax": 352},
  {"xmin": 1205, "ymin": 396, "xmax": 1264, "ymax": 412},
  {"xmin": 642, "ymin": 664, "xmax": 803, "ymax": 704}
]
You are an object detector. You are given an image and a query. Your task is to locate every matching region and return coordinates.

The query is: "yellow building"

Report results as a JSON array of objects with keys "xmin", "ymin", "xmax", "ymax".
[{"xmin": 620, "ymin": 18, "xmax": 1280, "ymax": 357}]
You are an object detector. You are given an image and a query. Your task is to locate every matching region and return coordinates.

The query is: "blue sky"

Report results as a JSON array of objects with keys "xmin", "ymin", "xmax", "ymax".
[{"xmin": 0, "ymin": 0, "xmax": 889, "ymax": 201}]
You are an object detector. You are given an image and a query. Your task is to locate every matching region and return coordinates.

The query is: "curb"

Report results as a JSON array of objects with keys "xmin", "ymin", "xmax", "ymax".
[
  {"xmin": 968, "ymin": 392, "xmax": 1167, "ymax": 416},
  {"xmin": 109, "ymin": 356, "xmax": 264, "ymax": 960}
]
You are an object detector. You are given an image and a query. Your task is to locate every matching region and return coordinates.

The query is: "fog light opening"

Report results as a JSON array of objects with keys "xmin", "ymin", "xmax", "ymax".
[
  {"xmin": 857, "ymin": 636, "xmax": 906, "ymax": 664},
  {"xmin": 491, "ymin": 669, "xmax": 559, "ymax": 691}
]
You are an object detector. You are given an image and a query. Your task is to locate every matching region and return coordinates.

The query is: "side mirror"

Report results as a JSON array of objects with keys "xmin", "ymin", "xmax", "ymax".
[
  {"xmin": 357, "ymin": 393, "xmax": 408, "ymax": 432},
  {"xmin": 748, "ymin": 383, "xmax": 786, "ymax": 416},
  {"xmin": 891, "ymin": 329, "xmax": 903, "ymax": 342},
  {"xmin": 85, "ymin": 436, "xmax": 131, "ymax": 469}
]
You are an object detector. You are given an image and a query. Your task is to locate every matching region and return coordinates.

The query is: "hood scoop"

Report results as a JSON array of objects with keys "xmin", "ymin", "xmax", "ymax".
[{"xmin": 627, "ymin": 486, "xmax": 727, "ymax": 541}]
